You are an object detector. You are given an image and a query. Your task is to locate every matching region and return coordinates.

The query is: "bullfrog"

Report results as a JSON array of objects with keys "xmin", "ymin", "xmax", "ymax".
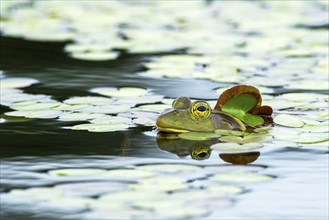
[{"xmin": 156, "ymin": 96, "xmax": 246, "ymax": 133}]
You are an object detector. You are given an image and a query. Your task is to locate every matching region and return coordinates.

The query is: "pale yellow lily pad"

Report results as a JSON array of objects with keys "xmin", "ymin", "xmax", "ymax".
[
  {"xmin": 210, "ymin": 142, "xmax": 263, "ymax": 152},
  {"xmin": 48, "ymin": 168, "xmax": 107, "ymax": 177},
  {"xmin": 274, "ymin": 114, "xmax": 305, "ymax": 128},
  {"xmin": 210, "ymin": 173, "xmax": 273, "ymax": 183},
  {"xmin": 136, "ymin": 164, "xmax": 202, "ymax": 173},
  {"xmin": 0, "ymin": 77, "xmax": 38, "ymax": 88},
  {"xmin": 70, "ymin": 51, "xmax": 119, "ymax": 61},
  {"xmin": 90, "ymin": 87, "xmax": 148, "ymax": 97}
]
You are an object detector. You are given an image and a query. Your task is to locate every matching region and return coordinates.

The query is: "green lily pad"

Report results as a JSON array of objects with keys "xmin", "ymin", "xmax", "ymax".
[
  {"xmin": 10, "ymin": 101, "xmax": 61, "ymax": 111},
  {"xmin": 0, "ymin": 77, "xmax": 38, "ymax": 88},
  {"xmin": 90, "ymin": 116, "xmax": 132, "ymax": 124},
  {"xmin": 59, "ymin": 112, "xmax": 105, "ymax": 121},
  {"xmin": 220, "ymin": 133, "xmax": 272, "ymax": 144},
  {"xmin": 207, "ymin": 185, "xmax": 244, "ymax": 195},
  {"xmin": 210, "ymin": 142, "xmax": 263, "ymax": 152},
  {"xmin": 71, "ymin": 123, "xmax": 129, "ymax": 132},
  {"xmin": 48, "ymin": 168, "xmax": 107, "ymax": 177},
  {"xmin": 274, "ymin": 132, "xmax": 329, "ymax": 144},
  {"xmin": 99, "ymin": 190, "xmax": 165, "ymax": 203},
  {"xmin": 5, "ymin": 109, "xmax": 63, "ymax": 119},
  {"xmin": 215, "ymin": 129, "xmax": 250, "ymax": 136},
  {"xmin": 133, "ymin": 117, "xmax": 156, "ymax": 126},
  {"xmin": 90, "ymin": 87, "xmax": 148, "ymax": 97},
  {"xmin": 63, "ymin": 96, "xmax": 112, "ymax": 105},
  {"xmin": 178, "ymin": 132, "xmax": 221, "ymax": 141},
  {"xmin": 135, "ymin": 103, "xmax": 170, "ymax": 112},
  {"xmin": 70, "ymin": 51, "xmax": 119, "ymax": 61},
  {"xmin": 300, "ymin": 140, "xmax": 329, "ymax": 148},
  {"xmin": 298, "ymin": 123, "xmax": 329, "ymax": 132},
  {"xmin": 103, "ymin": 169, "xmax": 155, "ymax": 179},
  {"xmin": 210, "ymin": 173, "xmax": 273, "ymax": 183},
  {"xmin": 130, "ymin": 176, "xmax": 188, "ymax": 192},
  {"xmin": 221, "ymin": 94, "xmax": 264, "ymax": 126},
  {"xmin": 273, "ymin": 114, "xmax": 304, "ymax": 128},
  {"xmin": 10, "ymin": 187, "xmax": 64, "ymax": 200},
  {"xmin": 136, "ymin": 164, "xmax": 202, "ymax": 173},
  {"xmin": 80, "ymin": 104, "xmax": 131, "ymax": 114}
]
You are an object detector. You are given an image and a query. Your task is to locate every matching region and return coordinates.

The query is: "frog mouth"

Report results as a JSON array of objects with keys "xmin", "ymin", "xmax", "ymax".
[{"xmin": 157, "ymin": 126, "xmax": 189, "ymax": 133}]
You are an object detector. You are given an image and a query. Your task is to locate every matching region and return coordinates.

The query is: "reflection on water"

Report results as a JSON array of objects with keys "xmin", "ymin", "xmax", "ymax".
[{"xmin": 156, "ymin": 132, "xmax": 261, "ymax": 164}]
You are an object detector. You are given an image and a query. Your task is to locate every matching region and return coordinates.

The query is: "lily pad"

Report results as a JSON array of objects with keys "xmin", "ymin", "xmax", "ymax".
[
  {"xmin": 207, "ymin": 185, "xmax": 244, "ymax": 195},
  {"xmin": 90, "ymin": 87, "xmax": 148, "ymax": 97},
  {"xmin": 103, "ymin": 169, "xmax": 155, "ymax": 179},
  {"xmin": 10, "ymin": 187, "xmax": 64, "ymax": 200},
  {"xmin": 48, "ymin": 168, "xmax": 107, "ymax": 177},
  {"xmin": 59, "ymin": 112, "xmax": 105, "ymax": 121},
  {"xmin": 136, "ymin": 164, "xmax": 202, "ymax": 173},
  {"xmin": 90, "ymin": 116, "xmax": 132, "ymax": 124},
  {"xmin": 210, "ymin": 173, "xmax": 273, "ymax": 183},
  {"xmin": 63, "ymin": 96, "xmax": 112, "ymax": 105},
  {"xmin": 273, "ymin": 114, "xmax": 304, "ymax": 128},
  {"xmin": 70, "ymin": 51, "xmax": 119, "ymax": 61},
  {"xmin": 71, "ymin": 123, "xmax": 129, "ymax": 132},
  {"xmin": 5, "ymin": 109, "xmax": 63, "ymax": 119},
  {"xmin": 10, "ymin": 101, "xmax": 61, "ymax": 111},
  {"xmin": 211, "ymin": 142, "xmax": 263, "ymax": 152},
  {"xmin": 0, "ymin": 77, "xmax": 38, "ymax": 88},
  {"xmin": 221, "ymin": 94, "xmax": 264, "ymax": 126},
  {"xmin": 215, "ymin": 129, "xmax": 250, "ymax": 136},
  {"xmin": 178, "ymin": 132, "xmax": 221, "ymax": 141}
]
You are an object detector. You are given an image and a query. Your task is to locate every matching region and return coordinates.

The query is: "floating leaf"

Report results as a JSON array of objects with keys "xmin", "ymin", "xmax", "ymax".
[
  {"xmin": 221, "ymin": 94, "xmax": 264, "ymax": 126},
  {"xmin": 130, "ymin": 176, "xmax": 188, "ymax": 192},
  {"xmin": 10, "ymin": 101, "xmax": 61, "ymax": 111},
  {"xmin": 63, "ymin": 96, "xmax": 112, "ymax": 105},
  {"xmin": 215, "ymin": 85, "xmax": 262, "ymax": 110},
  {"xmin": 133, "ymin": 117, "xmax": 156, "ymax": 126},
  {"xmin": 207, "ymin": 185, "xmax": 244, "ymax": 195},
  {"xmin": 136, "ymin": 164, "xmax": 202, "ymax": 173},
  {"xmin": 70, "ymin": 51, "xmax": 119, "ymax": 61},
  {"xmin": 274, "ymin": 132, "xmax": 329, "ymax": 144},
  {"xmin": 178, "ymin": 132, "xmax": 220, "ymax": 141},
  {"xmin": 210, "ymin": 173, "xmax": 273, "ymax": 183},
  {"xmin": 210, "ymin": 142, "xmax": 263, "ymax": 153},
  {"xmin": 59, "ymin": 112, "xmax": 105, "ymax": 121},
  {"xmin": 71, "ymin": 123, "xmax": 129, "ymax": 132},
  {"xmin": 215, "ymin": 129, "xmax": 250, "ymax": 136},
  {"xmin": 90, "ymin": 116, "xmax": 132, "ymax": 124},
  {"xmin": 90, "ymin": 87, "xmax": 148, "ymax": 97},
  {"xmin": 220, "ymin": 133, "xmax": 272, "ymax": 144},
  {"xmin": 5, "ymin": 109, "xmax": 63, "ymax": 119},
  {"xmin": 0, "ymin": 77, "xmax": 38, "ymax": 88},
  {"xmin": 10, "ymin": 187, "xmax": 64, "ymax": 200},
  {"xmin": 103, "ymin": 169, "xmax": 155, "ymax": 179},
  {"xmin": 48, "ymin": 168, "xmax": 107, "ymax": 177},
  {"xmin": 55, "ymin": 182, "xmax": 127, "ymax": 197},
  {"xmin": 274, "ymin": 114, "xmax": 304, "ymax": 128}
]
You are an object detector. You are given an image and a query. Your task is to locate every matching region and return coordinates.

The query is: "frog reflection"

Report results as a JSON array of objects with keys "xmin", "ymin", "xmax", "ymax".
[{"xmin": 156, "ymin": 133, "xmax": 261, "ymax": 164}]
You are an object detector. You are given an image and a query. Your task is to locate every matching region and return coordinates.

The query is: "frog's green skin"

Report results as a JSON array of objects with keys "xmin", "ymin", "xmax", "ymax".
[{"xmin": 156, "ymin": 97, "xmax": 246, "ymax": 133}]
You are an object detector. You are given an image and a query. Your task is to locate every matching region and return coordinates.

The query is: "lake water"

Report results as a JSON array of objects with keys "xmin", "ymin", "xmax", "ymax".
[
  {"xmin": 1, "ymin": 1, "xmax": 329, "ymax": 219},
  {"xmin": 1, "ymin": 36, "xmax": 328, "ymax": 220}
]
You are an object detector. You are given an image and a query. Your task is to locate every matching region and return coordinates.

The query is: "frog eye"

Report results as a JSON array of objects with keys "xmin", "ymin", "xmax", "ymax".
[{"xmin": 191, "ymin": 101, "xmax": 211, "ymax": 118}]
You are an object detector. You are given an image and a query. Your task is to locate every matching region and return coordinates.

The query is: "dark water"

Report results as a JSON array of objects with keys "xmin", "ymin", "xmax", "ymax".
[{"xmin": 1, "ymin": 36, "xmax": 328, "ymax": 220}]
